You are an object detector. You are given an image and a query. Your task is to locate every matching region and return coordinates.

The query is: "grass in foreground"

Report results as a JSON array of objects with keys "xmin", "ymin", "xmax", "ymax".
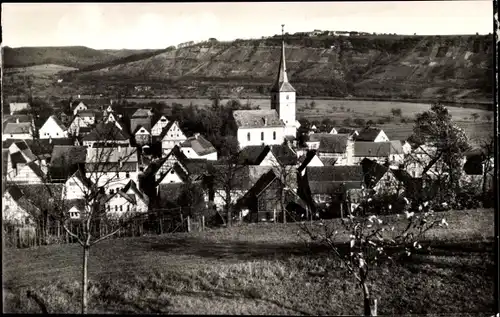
[{"xmin": 3, "ymin": 209, "xmax": 495, "ymax": 315}]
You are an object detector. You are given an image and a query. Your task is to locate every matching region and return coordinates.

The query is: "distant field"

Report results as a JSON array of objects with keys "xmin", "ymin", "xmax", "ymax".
[
  {"xmin": 3, "ymin": 209, "xmax": 495, "ymax": 315},
  {"xmin": 4, "ymin": 64, "xmax": 77, "ymax": 76}
]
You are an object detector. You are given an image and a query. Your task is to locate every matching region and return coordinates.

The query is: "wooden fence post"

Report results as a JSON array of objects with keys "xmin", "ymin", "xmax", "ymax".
[
  {"xmin": 187, "ymin": 216, "xmax": 191, "ymax": 233},
  {"xmin": 202, "ymin": 216, "xmax": 205, "ymax": 231}
]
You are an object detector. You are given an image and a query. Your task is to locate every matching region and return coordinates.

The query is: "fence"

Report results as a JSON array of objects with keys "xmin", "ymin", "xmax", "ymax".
[{"xmin": 3, "ymin": 211, "xmax": 206, "ymax": 249}]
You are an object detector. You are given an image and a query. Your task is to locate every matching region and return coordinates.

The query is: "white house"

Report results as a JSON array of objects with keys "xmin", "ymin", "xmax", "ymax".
[
  {"xmin": 78, "ymin": 110, "xmax": 97, "ymax": 126},
  {"xmin": 160, "ymin": 121, "xmax": 187, "ymax": 154},
  {"xmin": 61, "ymin": 169, "xmax": 92, "ymax": 200},
  {"xmin": 9, "ymin": 102, "xmax": 31, "ymax": 115},
  {"xmin": 104, "ymin": 180, "xmax": 149, "ymax": 218},
  {"xmin": 2, "ymin": 123, "xmax": 33, "ymax": 141},
  {"xmin": 329, "ymin": 127, "xmax": 338, "ymax": 134},
  {"xmin": 297, "ymin": 150, "xmax": 325, "ymax": 177},
  {"xmin": 71, "ymin": 101, "xmax": 88, "ymax": 115},
  {"xmin": 6, "ymin": 160, "xmax": 45, "ymax": 184},
  {"xmin": 155, "ymin": 162, "xmax": 189, "ymax": 185},
  {"xmin": 355, "ymin": 127, "xmax": 389, "ymax": 142},
  {"xmin": 353, "ymin": 141, "xmax": 405, "ymax": 166},
  {"xmin": 134, "ymin": 125, "xmax": 152, "ymax": 146},
  {"xmin": 306, "ymin": 133, "xmax": 354, "ymax": 166},
  {"xmin": 39, "ymin": 115, "xmax": 69, "ymax": 139},
  {"xmin": 2, "ymin": 186, "xmax": 39, "ymax": 225},
  {"xmin": 179, "ymin": 133, "xmax": 218, "ymax": 160},
  {"xmin": 151, "ymin": 116, "xmax": 170, "ymax": 136}
]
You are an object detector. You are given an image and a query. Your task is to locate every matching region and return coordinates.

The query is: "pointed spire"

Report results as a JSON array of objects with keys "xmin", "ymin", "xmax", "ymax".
[{"xmin": 272, "ymin": 24, "xmax": 295, "ymax": 92}]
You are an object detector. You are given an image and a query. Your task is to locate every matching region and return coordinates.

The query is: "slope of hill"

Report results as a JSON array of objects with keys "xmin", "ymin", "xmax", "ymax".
[
  {"xmin": 2, "ymin": 46, "xmax": 163, "ymax": 69},
  {"xmin": 64, "ymin": 35, "xmax": 492, "ymax": 103}
]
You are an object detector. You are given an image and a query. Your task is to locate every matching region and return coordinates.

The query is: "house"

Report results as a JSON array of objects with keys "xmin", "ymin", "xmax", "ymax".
[
  {"xmin": 353, "ymin": 141, "xmax": 405, "ymax": 166},
  {"xmin": 9, "ymin": 102, "xmax": 31, "ymax": 115},
  {"xmin": 3, "ymin": 122, "xmax": 34, "ymax": 141},
  {"xmin": 206, "ymin": 165, "xmax": 253, "ymax": 210},
  {"xmin": 460, "ymin": 149, "xmax": 494, "ymax": 193},
  {"xmin": 39, "ymin": 115, "xmax": 69, "ymax": 139},
  {"xmin": 355, "ymin": 127, "xmax": 389, "ymax": 142},
  {"xmin": 2, "ymin": 186, "xmax": 40, "ymax": 225},
  {"xmin": 404, "ymin": 144, "xmax": 441, "ymax": 178},
  {"xmin": 154, "ymin": 162, "xmax": 189, "ymax": 185},
  {"xmin": 61, "ymin": 169, "xmax": 93, "ymax": 200},
  {"xmin": 297, "ymin": 150, "xmax": 324, "ymax": 177},
  {"xmin": 151, "ymin": 115, "xmax": 170, "ymax": 136},
  {"xmin": 104, "ymin": 180, "xmax": 149, "ymax": 217},
  {"xmin": 305, "ymin": 133, "xmax": 354, "ymax": 166},
  {"xmin": 82, "ymin": 122, "xmax": 130, "ymax": 148},
  {"xmin": 85, "ymin": 146, "xmax": 139, "ymax": 194},
  {"xmin": 329, "ymin": 127, "xmax": 338, "ymax": 134},
  {"xmin": 360, "ymin": 158, "xmax": 403, "ymax": 196},
  {"xmin": 234, "ymin": 169, "xmax": 307, "ymax": 222},
  {"xmin": 400, "ymin": 140, "xmax": 412, "ymax": 154},
  {"xmin": 159, "ymin": 121, "xmax": 187, "ymax": 154},
  {"xmin": 299, "ymin": 165, "xmax": 364, "ymax": 217},
  {"xmin": 234, "ymin": 31, "xmax": 299, "ymax": 148},
  {"xmin": 71, "ymin": 100, "xmax": 89, "ymax": 115},
  {"xmin": 6, "ymin": 158, "xmax": 46, "ymax": 184},
  {"xmin": 179, "ymin": 133, "xmax": 218, "ymax": 160},
  {"xmin": 67, "ymin": 114, "xmax": 92, "ymax": 136},
  {"xmin": 130, "ymin": 108, "xmax": 153, "ymax": 135},
  {"xmin": 65, "ymin": 199, "xmax": 88, "ymax": 220},
  {"xmin": 77, "ymin": 109, "xmax": 100, "ymax": 126},
  {"xmin": 49, "ymin": 145, "xmax": 92, "ymax": 183},
  {"xmin": 336, "ymin": 128, "xmax": 359, "ymax": 137},
  {"xmin": 133, "ymin": 125, "xmax": 152, "ymax": 146},
  {"xmin": 104, "ymin": 112, "xmax": 126, "ymax": 130},
  {"xmin": 238, "ymin": 144, "xmax": 297, "ymax": 167}
]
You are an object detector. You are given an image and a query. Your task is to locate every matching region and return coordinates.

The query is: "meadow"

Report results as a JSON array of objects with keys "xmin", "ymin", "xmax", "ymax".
[{"xmin": 3, "ymin": 208, "xmax": 495, "ymax": 315}]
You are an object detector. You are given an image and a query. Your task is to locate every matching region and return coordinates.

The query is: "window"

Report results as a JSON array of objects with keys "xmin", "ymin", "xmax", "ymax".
[
  {"xmin": 56, "ymin": 132, "xmax": 59, "ymax": 136},
  {"xmin": 127, "ymin": 205, "xmax": 130, "ymax": 212},
  {"xmin": 120, "ymin": 205, "xmax": 123, "ymax": 212},
  {"xmin": 115, "ymin": 205, "xmax": 118, "ymax": 212},
  {"xmin": 261, "ymin": 132, "xmax": 264, "ymax": 141},
  {"xmin": 171, "ymin": 170, "xmax": 174, "ymax": 174},
  {"xmin": 126, "ymin": 172, "xmax": 130, "ymax": 178},
  {"xmin": 273, "ymin": 131, "xmax": 276, "ymax": 140},
  {"xmin": 247, "ymin": 133, "xmax": 251, "ymax": 141},
  {"xmin": 107, "ymin": 205, "xmax": 110, "ymax": 211}
]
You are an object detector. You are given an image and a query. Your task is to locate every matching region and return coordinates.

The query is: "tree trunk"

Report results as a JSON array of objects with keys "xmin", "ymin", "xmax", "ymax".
[
  {"xmin": 281, "ymin": 189, "xmax": 287, "ymax": 224},
  {"xmin": 226, "ymin": 204, "xmax": 232, "ymax": 227},
  {"xmin": 362, "ymin": 281, "xmax": 377, "ymax": 316},
  {"xmin": 81, "ymin": 245, "xmax": 89, "ymax": 314}
]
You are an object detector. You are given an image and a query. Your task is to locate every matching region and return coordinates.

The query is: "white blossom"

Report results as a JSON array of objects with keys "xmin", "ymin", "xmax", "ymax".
[
  {"xmin": 368, "ymin": 240, "xmax": 376, "ymax": 246},
  {"xmin": 403, "ymin": 197, "xmax": 410, "ymax": 205},
  {"xmin": 418, "ymin": 205, "xmax": 423, "ymax": 211},
  {"xmin": 367, "ymin": 198, "xmax": 373, "ymax": 202},
  {"xmin": 405, "ymin": 211, "xmax": 415, "ymax": 219},
  {"xmin": 388, "ymin": 204, "xmax": 392, "ymax": 210},
  {"xmin": 423, "ymin": 201, "xmax": 429, "ymax": 207},
  {"xmin": 377, "ymin": 218, "xmax": 383, "ymax": 224},
  {"xmin": 441, "ymin": 218, "xmax": 449, "ymax": 227},
  {"xmin": 368, "ymin": 215, "xmax": 376, "ymax": 223}
]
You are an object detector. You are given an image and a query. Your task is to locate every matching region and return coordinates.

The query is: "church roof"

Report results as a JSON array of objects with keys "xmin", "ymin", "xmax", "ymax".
[
  {"xmin": 233, "ymin": 110, "xmax": 283, "ymax": 129},
  {"xmin": 271, "ymin": 36, "xmax": 295, "ymax": 93}
]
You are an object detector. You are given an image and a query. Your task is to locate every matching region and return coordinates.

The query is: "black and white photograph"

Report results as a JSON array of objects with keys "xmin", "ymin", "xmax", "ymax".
[{"xmin": 1, "ymin": 2, "xmax": 497, "ymax": 315}]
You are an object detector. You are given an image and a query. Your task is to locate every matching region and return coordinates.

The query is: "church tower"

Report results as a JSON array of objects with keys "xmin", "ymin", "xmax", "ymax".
[{"xmin": 270, "ymin": 24, "xmax": 298, "ymax": 138}]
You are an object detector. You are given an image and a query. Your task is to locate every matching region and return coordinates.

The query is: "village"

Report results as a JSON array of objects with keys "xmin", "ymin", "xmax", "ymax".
[{"xmin": 2, "ymin": 29, "xmax": 494, "ymax": 244}]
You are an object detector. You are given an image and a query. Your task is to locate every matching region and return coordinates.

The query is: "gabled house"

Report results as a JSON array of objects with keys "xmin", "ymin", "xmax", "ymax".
[
  {"xmin": 299, "ymin": 165, "xmax": 364, "ymax": 217},
  {"xmin": 160, "ymin": 121, "xmax": 187, "ymax": 154},
  {"xmin": 104, "ymin": 112, "xmax": 125, "ymax": 130},
  {"xmin": 3, "ymin": 122, "xmax": 34, "ymax": 141},
  {"xmin": 305, "ymin": 133, "xmax": 354, "ymax": 166},
  {"xmin": 151, "ymin": 115, "xmax": 170, "ymax": 137},
  {"xmin": 6, "ymin": 158, "xmax": 46, "ymax": 184},
  {"xmin": 155, "ymin": 162, "xmax": 189, "ymax": 185},
  {"xmin": 77, "ymin": 109, "xmax": 100, "ymax": 126},
  {"xmin": 104, "ymin": 180, "xmax": 149, "ymax": 217},
  {"xmin": 2, "ymin": 186, "xmax": 40, "ymax": 225},
  {"xmin": 82, "ymin": 122, "xmax": 130, "ymax": 148},
  {"xmin": 233, "ymin": 110, "xmax": 286, "ymax": 149},
  {"xmin": 130, "ymin": 108, "xmax": 153, "ymax": 136},
  {"xmin": 297, "ymin": 150, "xmax": 324, "ymax": 177},
  {"xmin": 360, "ymin": 158, "xmax": 403, "ymax": 196},
  {"xmin": 353, "ymin": 141, "xmax": 405, "ymax": 166},
  {"xmin": 61, "ymin": 169, "xmax": 93, "ymax": 200},
  {"xmin": 329, "ymin": 127, "xmax": 338, "ymax": 134},
  {"xmin": 238, "ymin": 144, "xmax": 297, "ymax": 167},
  {"xmin": 39, "ymin": 115, "xmax": 69, "ymax": 139},
  {"xmin": 133, "ymin": 125, "xmax": 152, "ymax": 146},
  {"xmin": 234, "ymin": 169, "xmax": 307, "ymax": 222},
  {"xmin": 9, "ymin": 102, "xmax": 31, "ymax": 115},
  {"xmin": 206, "ymin": 165, "xmax": 253, "ymax": 210},
  {"xmin": 355, "ymin": 127, "xmax": 389, "ymax": 142},
  {"xmin": 179, "ymin": 133, "xmax": 218, "ymax": 160},
  {"xmin": 67, "ymin": 114, "xmax": 92, "ymax": 136},
  {"xmin": 71, "ymin": 100, "xmax": 89, "ymax": 115},
  {"xmin": 404, "ymin": 144, "xmax": 442, "ymax": 178},
  {"xmin": 65, "ymin": 199, "xmax": 88, "ymax": 220},
  {"xmin": 85, "ymin": 146, "xmax": 139, "ymax": 194}
]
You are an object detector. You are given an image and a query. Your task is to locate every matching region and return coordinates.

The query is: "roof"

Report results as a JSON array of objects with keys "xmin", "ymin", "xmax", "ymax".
[
  {"xmin": 180, "ymin": 134, "xmax": 217, "ymax": 156},
  {"xmin": 86, "ymin": 147, "xmax": 138, "ymax": 164},
  {"xmin": 3, "ymin": 114, "xmax": 33, "ymax": 125},
  {"xmin": 210, "ymin": 165, "xmax": 252, "ymax": 190},
  {"xmin": 308, "ymin": 133, "xmax": 350, "ymax": 153},
  {"xmin": 50, "ymin": 146, "xmax": 88, "ymax": 180},
  {"xmin": 83, "ymin": 122, "xmax": 130, "ymax": 141},
  {"xmin": 360, "ymin": 158, "xmax": 390, "ymax": 188},
  {"xmin": 122, "ymin": 180, "xmax": 147, "ymax": 202},
  {"xmin": 3, "ymin": 122, "xmax": 32, "ymax": 134},
  {"xmin": 10, "ymin": 152, "xmax": 27, "ymax": 166},
  {"xmin": 65, "ymin": 199, "xmax": 87, "ymax": 212},
  {"xmin": 238, "ymin": 145, "xmax": 268, "ymax": 165},
  {"xmin": 44, "ymin": 115, "xmax": 67, "ymax": 131},
  {"xmin": 336, "ymin": 128, "xmax": 358, "ymax": 136},
  {"xmin": 5, "ymin": 185, "xmax": 24, "ymax": 201},
  {"xmin": 71, "ymin": 99, "xmax": 111, "ymax": 109},
  {"xmin": 270, "ymin": 40, "xmax": 296, "ymax": 93},
  {"xmin": 298, "ymin": 150, "xmax": 319, "ymax": 172},
  {"xmin": 3, "ymin": 139, "xmax": 58, "ymax": 157},
  {"xmin": 132, "ymin": 108, "xmax": 152, "ymax": 118},
  {"xmin": 131, "ymin": 118, "xmax": 152, "ymax": 134},
  {"xmin": 354, "ymin": 141, "xmax": 404, "ymax": 157},
  {"xmin": 159, "ymin": 121, "xmax": 183, "ymax": 139},
  {"xmin": 355, "ymin": 127, "xmax": 384, "ymax": 142},
  {"xmin": 9, "ymin": 102, "xmax": 30, "ymax": 112},
  {"xmin": 78, "ymin": 109, "xmax": 97, "ymax": 117},
  {"xmin": 236, "ymin": 169, "xmax": 278, "ymax": 207},
  {"xmin": 270, "ymin": 145, "xmax": 297, "ymax": 165},
  {"xmin": 156, "ymin": 162, "xmax": 189, "ymax": 185},
  {"xmin": 232, "ymin": 110, "xmax": 283, "ymax": 128},
  {"xmin": 307, "ymin": 165, "xmax": 364, "ymax": 183}
]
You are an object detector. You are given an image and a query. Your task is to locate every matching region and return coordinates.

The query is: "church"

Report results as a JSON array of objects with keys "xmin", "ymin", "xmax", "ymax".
[{"xmin": 233, "ymin": 25, "xmax": 300, "ymax": 149}]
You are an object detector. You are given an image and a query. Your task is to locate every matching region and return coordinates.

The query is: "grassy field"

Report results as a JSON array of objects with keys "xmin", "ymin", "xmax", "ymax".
[{"xmin": 3, "ymin": 209, "xmax": 495, "ymax": 315}]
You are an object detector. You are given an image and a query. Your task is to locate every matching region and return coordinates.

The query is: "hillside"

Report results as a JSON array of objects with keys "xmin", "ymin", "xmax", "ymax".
[
  {"xmin": 2, "ymin": 46, "xmax": 162, "ymax": 69},
  {"xmin": 62, "ymin": 35, "xmax": 493, "ymax": 103}
]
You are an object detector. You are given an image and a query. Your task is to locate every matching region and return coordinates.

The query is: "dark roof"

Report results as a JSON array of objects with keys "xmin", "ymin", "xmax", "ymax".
[
  {"xmin": 183, "ymin": 159, "xmax": 212, "ymax": 178},
  {"xmin": 308, "ymin": 133, "xmax": 350, "ymax": 153},
  {"xmin": 50, "ymin": 146, "xmax": 87, "ymax": 180},
  {"xmin": 298, "ymin": 151, "xmax": 320, "ymax": 172},
  {"xmin": 6, "ymin": 185, "xmax": 24, "ymax": 201},
  {"xmin": 83, "ymin": 122, "xmax": 130, "ymax": 141},
  {"xmin": 238, "ymin": 145, "xmax": 268, "ymax": 165},
  {"xmin": 336, "ymin": 127, "xmax": 358, "ymax": 136},
  {"xmin": 360, "ymin": 158, "xmax": 390, "ymax": 188},
  {"xmin": 27, "ymin": 161, "xmax": 46, "ymax": 180},
  {"xmin": 131, "ymin": 118, "xmax": 152, "ymax": 134},
  {"xmin": 355, "ymin": 127, "xmax": 384, "ymax": 142},
  {"xmin": 180, "ymin": 134, "xmax": 217, "ymax": 156},
  {"xmin": 132, "ymin": 108, "xmax": 152, "ymax": 118},
  {"xmin": 270, "ymin": 145, "xmax": 297, "ymax": 165},
  {"xmin": 159, "ymin": 121, "xmax": 184, "ymax": 139},
  {"xmin": 210, "ymin": 165, "xmax": 252, "ymax": 190},
  {"xmin": 3, "ymin": 122, "xmax": 32, "ymax": 134},
  {"xmin": 354, "ymin": 141, "xmax": 404, "ymax": 157},
  {"xmin": 270, "ymin": 41, "xmax": 296, "ymax": 93},
  {"xmin": 10, "ymin": 152, "xmax": 27, "ymax": 166},
  {"xmin": 122, "ymin": 180, "xmax": 147, "ymax": 202},
  {"xmin": 232, "ymin": 110, "xmax": 283, "ymax": 128},
  {"xmin": 156, "ymin": 162, "xmax": 189, "ymax": 185},
  {"xmin": 306, "ymin": 166, "xmax": 364, "ymax": 194},
  {"xmin": 319, "ymin": 157, "xmax": 338, "ymax": 166},
  {"xmin": 65, "ymin": 199, "xmax": 87, "ymax": 213},
  {"xmin": 2, "ymin": 114, "xmax": 33, "ymax": 125},
  {"xmin": 235, "ymin": 169, "xmax": 278, "ymax": 208}
]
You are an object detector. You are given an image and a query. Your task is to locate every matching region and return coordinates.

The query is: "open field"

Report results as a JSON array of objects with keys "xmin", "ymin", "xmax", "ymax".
[{"xmin": 3, "ymin": 209, "xmax": 495, "ymax": 315}]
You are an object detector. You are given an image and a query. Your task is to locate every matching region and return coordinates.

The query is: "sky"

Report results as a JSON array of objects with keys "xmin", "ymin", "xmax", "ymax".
[{"xmin": 2, "ymin": 1, "xmax": 493, "ymax": 50}]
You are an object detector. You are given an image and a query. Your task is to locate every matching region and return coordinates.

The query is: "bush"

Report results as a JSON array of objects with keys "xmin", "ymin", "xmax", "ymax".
[{"xmin": 353, "ymin": 118, "xmax": 366, "ymax": 127}]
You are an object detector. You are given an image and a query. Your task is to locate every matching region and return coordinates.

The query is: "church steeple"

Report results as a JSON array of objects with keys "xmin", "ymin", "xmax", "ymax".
[{"xmin": 272, "ymin": 24, "xmax": 295, "ymax": 93}]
